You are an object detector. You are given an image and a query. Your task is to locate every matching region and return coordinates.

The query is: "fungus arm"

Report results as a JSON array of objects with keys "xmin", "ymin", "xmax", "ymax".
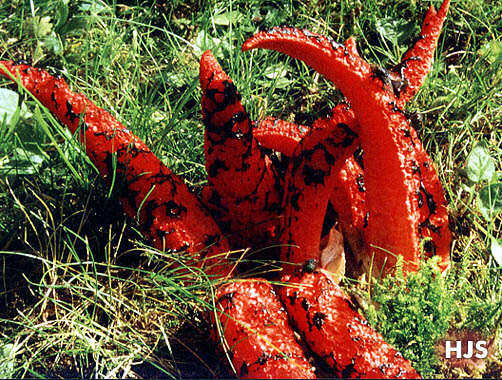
[
  {"xmin": 214, "ymin": 280, "xmax": 316, "ymax": 378},
  {"xmin": 254, "ymin": 117, "xmax": 309, "ymax": 156},
  {"xmin": 0, "ymin": 61, "xmax": 232, "ymax": 277},
  {"xmin": 243, "ymin": 25, "xmax": 451, "ymax": 274},
  {"xmin": 278, "ymin": 268, "xmax": 420, "ymax": 378},
  {"xmin": 200, "ymin": 51, "xmax": 281, "ymax": 247},
  {"xmin": 394, "ymin": 0, "xmax": 450, "ymax": 107},
  {"xmin": 279, "ymin": 108, "xmax": 359, "ymax": 271}
]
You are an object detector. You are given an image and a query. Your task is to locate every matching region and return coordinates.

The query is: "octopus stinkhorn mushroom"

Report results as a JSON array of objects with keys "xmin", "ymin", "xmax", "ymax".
[
  {"xmin": 0, "ymin": 0, "xmax": 452, "ymax": 377},
  {"xmin": 243, "ymin": 0, "xmax": 451, "ymax": 274}
]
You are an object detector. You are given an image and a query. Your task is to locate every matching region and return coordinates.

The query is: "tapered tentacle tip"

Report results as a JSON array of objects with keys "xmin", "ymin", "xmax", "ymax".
[
  {"xmin": 242, "ymin": 27, "xmax": 304, "ymax": 52},
  {"xmin": 439, "ymin": 0, "xmax": 451, "ymax": 17},
  {"xmin": 426, "ymin": 4, "xmax": 438, "ymax": 18},
  {"xmin": 426, "ymin": 0, "xmax": 450, "ymax": 22},
  {"xmin": 241, "ymin": 29, "xmax": 282, "ymax": 51},
  {"xmin": 0, "ymin": 60, "xmax": 18, "ymax": 77},
  {"xmin": 241, "ymin": 34, "xmax": 259, "ymax": 51},
  {"xmin": 199, "ymin": 50, "xmax": 226, "ymax": 90},
  {"xmin": 0, "ymin": 60, "xmax": 37, "ymax": 77},
  {"xmin": 200, "ymin": 49, "xmax": 214, "ymax": 63}
]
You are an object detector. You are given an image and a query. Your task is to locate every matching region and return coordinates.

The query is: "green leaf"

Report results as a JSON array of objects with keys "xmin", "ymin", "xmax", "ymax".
[
  {"xmin": 212, "ymin": 11, "xmax": 243, "ymax": 26},
  {"xmin": 262, "ymin": 63, "xmax": 291, "ymax": 88},
  {"xmin": 263, "ymin": 64, "xmax": 287, "ymax": 80},
  {"xmin": 79, "ymin": 0, "xmax": 109, "ymax": 15},
  {"xmin": 262, "ymin": 6, "xmax": 289, "ymax": 26},
  {"xmin": 28, "ymin": 16, "xmax": 53, "ymax": 38},
  {"xmin": 0, "ymin": 147, "xmax": 45, "ymax": 176},
  {"xmin": 194, "ymin": 30, "xmax": 223, "ymax": 57},
  {"xmin": 44, "ymin": 34, "xmax": 63, "ymax": 55},
  {"xmin": 165, "ymin": 72, "xmax": 187, "ymax": 88},
  {"xmin": 478, "ymin": 40, "xmax": 502, "ymax": 65},
  {"xmin": 375, "ymin": 17, "xmax": 418, "ymax": 47},
  {"xmin": 59, "ymin": 16, "xmax": 88, "ymax": 35},
  {"xmin": 465, "ymin": 143, "xmax": 496, "ymax": 183},
  {"xmin": 0, "ymin": 343, "xmax": 16, "ymax": 378},
  {"xmin": 0, "ymin": 89, "xmax": 19, "ymax": 127},
  {"xmin": 478, "ymin": 182, "xmax": 502, "ymax": 220},
  {"xmin": 491, "ymin": 238, "xmax": 502, "ymax": 267},
  {"xmin": 54, "ymin": 0, "xmax": 70, "ymax": 32}
]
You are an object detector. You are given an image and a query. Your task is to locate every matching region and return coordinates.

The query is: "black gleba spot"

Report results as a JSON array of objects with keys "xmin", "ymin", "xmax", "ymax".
[
  {"xmin": 313, "ymin": 312, "xmax": 327, "ymax": 330},
  {"xmin": 240, "ymin": 362, "xmax": 248, "ymax": 377},
  {"xmin": 164, "ymin": 200, "xmax": 187, "ymax": 217}
]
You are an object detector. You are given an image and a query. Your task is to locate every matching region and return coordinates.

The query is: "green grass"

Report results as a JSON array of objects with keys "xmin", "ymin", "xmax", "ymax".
[{"xmin": 0, "ymin": 0, "xmax": 501, "ymax": 377}]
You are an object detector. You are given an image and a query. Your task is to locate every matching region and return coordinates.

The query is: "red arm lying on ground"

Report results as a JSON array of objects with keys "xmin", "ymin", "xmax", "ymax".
[
  {"xmin": 214, "ymin": 279, "xmax": 316, "ymax": 379},
  {"xmin": 278, "ymin": 266, "xmax": 420, "ymax": 378},
  {"xmin": 0, "ymin": 61, "xmax": 232, "ymax": 277}
]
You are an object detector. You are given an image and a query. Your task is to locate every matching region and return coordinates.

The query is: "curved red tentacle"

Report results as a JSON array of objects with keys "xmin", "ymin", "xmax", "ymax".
[
  {"xmin": 393, "ymin": 0, "xmax": 450, "ymax": 107},
  {"xmin": 330, "ymin": 154, "xmax": 367, "ymax": 260},
  {"xmin": 254, "ymin": 107, "xmax": 369, "ymax": 269},
  {"xmin": 254, "ymin": 107, "xmax": 368, "ymax": 271},
  {"xmin": 243, "ymin": 26, "xmax": 451, "ymax": 274},
  {"xmin": 255, "ymin": 108, "xmax": 365, "ymax": 228},
  {"xmin": 279, "ymin": 111, "xmax": 359, "ymax": 272},
  {"xmin": 242, "ymin": 27, "xmax": 374, "ymax": 103},
  {"xmin": 278, "ymin": 268, "xmax": 420, "ymax": 378},
  {"xmin": 0, "ymin": 61, "xmax": 232, "ymax": 277},
  {"xmin": 199, "ymin": 51, "xmax": 281, "ymax": 248},
  {"xmin": 214, "ymin": 280, "xmax": 316, "ymax": 378},
  {"xmin": 252, "ymin": 36, "xmax": 360, "ymax": 157}
]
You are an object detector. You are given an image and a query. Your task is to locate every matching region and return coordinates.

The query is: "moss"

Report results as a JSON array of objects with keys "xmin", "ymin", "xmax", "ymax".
[{"xmin": 366, "ymin": 256, "xmax": 455, "ymax": 376}]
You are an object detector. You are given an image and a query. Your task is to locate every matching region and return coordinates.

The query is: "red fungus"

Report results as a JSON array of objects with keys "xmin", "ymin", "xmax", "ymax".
[
  {"xmin": 254, "ymin": 117, "xmax": 310, "ymax": 156},
  {"xmin": 214, "ymin": 280, "xmax": 316, "ymax": 379},
  {"xmin": 278, "ymin": 268, "xmax": 420, "ymax": 378},
  {"xmin": 0, "ymin": 2, "xmax": 453, "ymax": 375},
  {"xmin": 199, "ymin": 51, "xmax": 281, "ymax": 247},
  {"xmin": 278, "ymin": 109, "xmax": 359, "ymax": 272},
  {"xmin": 393, "ymin": 0, "xmax": 451, "ymax": 107},
  {"xmin": 242, "ymin": 0, "xmax": 451, "ymax": 274},
  {"xmin": 0, "ymin": 61, "xmax": 232, "ymax": 277}
]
